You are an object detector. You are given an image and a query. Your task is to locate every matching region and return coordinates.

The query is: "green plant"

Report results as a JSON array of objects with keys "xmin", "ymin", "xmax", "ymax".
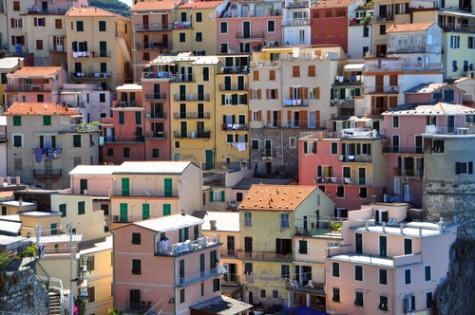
[
  {"xmin": 108, "ymin": 307, "xmax": 119, "ymax": 315},
  {"xmin": 330, "ymin": 222, "xmax": 343, "ymax": 231},
  {"xmin": 20, "ymin": 245, "xmax": 37, "ymax": 258},
  {"xmin": 0, "ymin": 252, "xmax": 13, "ymax": 268}
]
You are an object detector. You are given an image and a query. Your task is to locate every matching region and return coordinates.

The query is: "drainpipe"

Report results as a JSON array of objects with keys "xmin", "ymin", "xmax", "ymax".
[{"xmin": 174, "ymin": 256, "xmax": 177, "ymax": 315}]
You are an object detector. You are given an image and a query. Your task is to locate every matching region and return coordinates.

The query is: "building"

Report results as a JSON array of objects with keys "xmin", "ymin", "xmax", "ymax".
[
  {"xmin": 65, "ymin": 7, "xmax": 132, "ymax": 90},
  {"xmin": 237, "ymin": 184, "xmax": 334, "ymax": 306},
  {"xmin": 347, "ymin": 3, "xmax": 374, "ymax": 59},
  {"xmin": 0, "ymin": 116, "xmax": 6, "ymax": 177},
  {"xmin": 4, "ymin": 0, "xmax": 35, "ymax": 54},
  {"xmin": 3, "ymin": 102, "xmax": 100, "ymax": 189},
  {"xmin": 0, "ymin": 57, "xmax": 23, "ymax": 108},
  {"xmin": 443, "ymin": 30, "xmax": 475, "ymax": 79},
  {"xmin": 325, "ymin": 203, "xmax": 457, "ymax": 315},
  {"xmin": 281, "ymin": 0, "xmax": 311, "ymax": 47}
]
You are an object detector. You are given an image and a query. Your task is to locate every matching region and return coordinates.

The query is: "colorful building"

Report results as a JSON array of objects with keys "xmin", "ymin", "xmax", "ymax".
[
  {"xmin": 0, "ymin": 57, "xmax": 23, "ymax": 108},
  {"xmin": 281, "ymin": 0, "xmax": 311, "ymax": 46}
]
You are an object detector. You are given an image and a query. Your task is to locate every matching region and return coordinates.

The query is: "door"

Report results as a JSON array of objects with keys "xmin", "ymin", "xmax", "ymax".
[
  {"xmin": 358, "ymin": 168, "xmax": 366, "ymax": 186},
  {"xmin": 120, "ymin": 203, "xmax": 128, "ymax": 223},
  {"xmin": 130, "ymin": 290, "xmax": 141, "ymax": 310},
  {"xmin": 228, "ymin": 263, "xmax": 237, "ymax": 281},
  {"xmin": 153, "ymin": 84, "xmax": 161, "ymax": 99},
  {"xmin": 161, "ymin": 15, "xmax": 167, "ymax": 29},
  {"xmin": 164, "ymin": 178, "xmax": 172, "ymax": 197},
  {"xmin": 143, "ymin": 15, "xmax": 149, "ymax": 29},
  {"xmin": 448, "ymin": 116, "xmax": 455, "ymax": 133},
  {"xmin": 51, "ymin": 223, "xmax": 57, "ymax": 235},
  {"xmin": 415, "ymin": 136, "xmax": 422, "ymax": 153},
  {"xmin": 355, "ymin": 233, "xmax": 363, "ymax": 253},
  {"xmin": 200, "ymin": 253, "xmax": 205, "ymax": 275},
  {"xmin": 142, "ymin": 203, "xmax": 150, "ymax": 219},
  {"xmin": 224, "ymin": 76, "xmax": 231, "ymax": 90},
  {"xmin": 179, "ymin": 259, "xmax": 185, "ymax": 284},
  {"xmin": 121, "ymin": 178, "xmax": 130, "ymax": 196},
  {"xmin": 392, "ymin": 135, "xmax": 399, "ymax": 153},
  {"xmin": 198, "ymin": 103, "xmax": 204, "ymax": 118},
  {"xmin": 238, "ymin": 76, "xmax": 245, "ymax": 90},
  {"xmin": 243, "ymin": 21, "xmax": 250, "ymax": 38},
  {"xmin": 227, "ymin": 236, "xmax": 235, "ymax": 256},
  {"xmin": 179, "ymin": 85, "xmax": 186, "ymax": 101},
  {"xmin": 80, "ymin": 179, "xmax": 88, "ymax": 194},
  {"xmin": 205, "ymin": 149, "xmax": 213, "ymax": 170},
  {"xmin": 99, "ymin": 41, "xmax": 107, "ymax": 57},
  {"xmin": 303, "ymin": 215, "xmax": 308, "ymax": 231},
  {"xmin": 180, "ymin": 121, "xmax": 187, "ymax": 137},
  {"xmin": 375, "ymin": 75, "xmax": 384, "ymax": 92},
  {"xmin": 143, "ymin": 35, "xmax": 149, "ymax": 49},
  {"xmin": 265, "ymin": 140, "xmax": 272, "ymax": 156},
  {"xmin": 379, "ymin": 235, "xmax": 387, "ymax": 257},
  {"xmin": 180, "ymin": 103, "xmax": 186, "ymax": 118},
  {"xmin": 197, "ymin": 85, "xmax": 204, "ymax": 100},
  {"xmin": 244, "ymin": 237, "xmax": 253, "ymax": 257}
]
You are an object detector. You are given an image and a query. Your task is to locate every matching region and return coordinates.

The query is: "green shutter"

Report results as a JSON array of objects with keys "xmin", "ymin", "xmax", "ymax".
[
  {"xmin": 355, "ymin": 88, "xmax": 361, "ymax": 96},
  {"xmin": 220, "ymin": 191, "xmax": 225, "ymax": 202},
  {"xmin": 122, "ymin": 178, "xmax": 130, "ymax": 196},
  {"xmin": 209, "ymin": 191, "xmax": 214, "ymax": 202},
  {"xmin": 163, "ymin": 204, "xmax": 171, "ymax": 216},
  {"xmin": 51, "ymin": 223, "xmax": 57, "ymax": 235},
  {"xmin": 330, "ymin": 88, "xmax": 334, "ymax": 99},
  {"xmin": 120, "ymin": 203, "xmax": 128, "ymax": 222},
  {"xmin": 40, "ymin": 136, "xmax": 44, "ymax": 149},
  {"xmin": 164, "ymin": 178, "xmax": 172, "ymax": 197},
  {"xmin": 142, "ymin": 203, "xmax": 150, "ymax": 219},
  {"xmin": 339, "ymin": 88, "xmax": 345, "ymax": 99}
]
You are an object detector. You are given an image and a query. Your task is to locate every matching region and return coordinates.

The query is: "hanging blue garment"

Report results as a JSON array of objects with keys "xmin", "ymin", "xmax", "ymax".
[{"xmin": 35, "ymin": 148, "xmax": 43, "ymax": 163}]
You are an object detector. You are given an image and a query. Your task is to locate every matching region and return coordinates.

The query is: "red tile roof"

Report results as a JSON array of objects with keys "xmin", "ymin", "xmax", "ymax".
[
  {"xmin": 239, "ymin": 184, "xmax": 316, "ymax": 211},
  {"xmin": 311, "ymin": 0, "xmax": 359, "ymax": 9},
  {"xmin": 131, "ymin": 0, "xmax": 181, "ymax": 12},
  {"xmin": 179, "ymin": 1, "xmax": 225, "ymax": 9},
  {"xmin": 387, "ymin": 22, "xmax": 434, "ymax": 33},
  {"xmin": 9, "ymin": 67, "xmax": 62, "ymax": 77},
  {"xmin": 66, "ymin": 7, "xmax": 129, "ymax": 20},
  {"xmin": 4, "ymin": 102, "xmax": 79, "ymax": 116}
]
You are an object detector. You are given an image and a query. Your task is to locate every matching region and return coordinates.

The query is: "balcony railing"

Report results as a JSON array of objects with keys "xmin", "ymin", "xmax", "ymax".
[
  {"xmin": 295, "ymin": 218, "xmax": 345, "ymax": 238},
  {"xmin": 424, "ymin": 126, "xmax": 475, "ymax": 135},
  {"xmin": 337, "ymin": 154, "xmax": 373, "ymax": 162},
  {"xmin": 7, "ymin": 84, "xmax": 51, "ymax": 92},
  {"xmin": 146, "ymin": 113, "xmax": 167, "ymax": 120},
  {"xmin": 156, "ymin": 234, "xmax": 220, "ymax": 256},
  {"xmin": 135, "ymin": 42, "xmax": 168, "ymax": 50},
  {"xmin": 173, "ymin": 21, "xmax": 192, "ymax": 29},
  {"xmin": 134, "ymin": 23, "xmax": 173, "ymax": 32},
  {"xmin": 285, "ymin": 280, "xmax": 325, "ymax": 294},
  {"xmin": 364, "ymin": 85, "xmax": 399, "ymax": 93},
  {"xmin": 383, "ymin": 146, "xmax": 423, "ymax": 154},
  {"xmin": 173, "ymin": 94, "xmax": 210, "ymax": 102},
  {"xmin": 90, "ymin": 50, "xmax": 111, "ymax": 58},
  {"xmin": 283, "ymin": 99, "xmax": 309, "ymax": 106},
  {"xmin": 284, "ymin": 0, "xmax": 309, "ymax": 9},
  {"xmin": 33, "ymin": 169, "xmax": 62, "ymax": 179},
  {"xmin": 115, "ymin": 101, "xmax": 142, "ymax": 108},
  {"xmin": 72, "ymin": 72, "xmax": 111, "ymax": 79},
  {"xmin": 32, "ymin": 147, "xmax": 63, "ymax": 160},
  {"xmin": 145, "ymin": 131, "xmax": 167, "ymax": 139},
  {"xmin": 392, "ymin": 168, "xmax": 422, "ymax": 178},
  {"xmin": 327, "ymin": 249, "xmax": 422, "ymax": 267},
  {"xmin": 221, "ymin": 248, "xmax": 238, "ymax": 258},
  {"xmin": 236, "ymin": 32, "xmax": 265, "ymax": 39},
  {"xmin": 143, "ymin": 71, "xmax": 170, "ymax": 79},
  {"xmin": 103, "ymin": 136, "xmax": 144, "ymax": 143},
  {"xmin": 177, "ymin": 266, "xmax": 224, "ymax": 287},
  {"xmin": 281, "ymin": 18, "xmax": 310, "ymax": 26},
  {"xmin": 173, "ymin": 131, "xmax": 211, "ymax": 139},
  {"xmin": 219, "ymin": 84, "xmax": 248, "ymax": 91},
  {"xmin": 27, "ymin": 7, "xmax": 69, "ymax": 14},
  {"xmin": 170, "ymin": 74, "xmax": 195, "ymax": 82},
  {"xmin": 237, "ymin": 250, "xmax": 292, "ymax": 261},
  {"xmin": 174, "ymin": 112, "xmax": 210, "ymax": 119},
  {"xmin": 144, "ymin": 93, "xmax": 167, "ymax": 101},
  {"xmin": 0, "ymin": 133, "xmax": 6, "ymax": 142},
  {"xmin": 314, "ymin": 176, "xmax": 372, "ymax": 185},
  {"xmin": 59, "ymin": 123, "xmax": 99, "ymax": 133},
  {"xmin": 222, "ymin": 123, "xmax": 248, "ymax": 131}
]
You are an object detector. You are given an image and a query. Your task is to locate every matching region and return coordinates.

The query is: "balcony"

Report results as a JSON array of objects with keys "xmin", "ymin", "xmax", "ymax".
[
  {"xmin": 219, "ymin": 84, "xmax": 248, "ymax": 91},
  {"xmin": 173, "ymin": 21, "xmax": 192, "ymax": 29},
  {"xmin": 135, "ymin": 42, "xmax": 166, "ymax": 50},
  {"xmin": 77, "ymin": 280, "xmax": 88, "ymax": 300},
  {"xmin": 103, "ymin": 136, "xmax": 144, "ymax": 143},
  {"xmin": 392, "ymin": 168, "xmax": 422, "ymax": 178},
  {"xmin": 33, "ymin": 169, "xmax": 62, "ymax": 179},
  {"xmin": 314, "ymin": 176, "xmax": 371, "ymax": 185},
  {"xmin": 145, "ymin": 131, "xmax": 167, "ymax": 139},
  {"xmin": 383, "ymin": 146, "xmax": 423, "ymax": 154},
  {"xmin": 27, "ymin": 7, "xmax": 69, "ymax": 14},
  {"xmin": 143, "ymin": 71, "xmax": 170, "ymax": 79},
  {"xmin": 236, "ymin": 32, "xmax": 265, "ymax": 40},
  {"xmin": 59, "ymin": 122, "xmax": 99, "ymax": 133},
  {"xmin": 177, "ymin": 266, "xmax": 224, "ymax": 287},
  {"xmin": 7, "ymin": 84, "xmax": 51, "ymax": 92},
  {"xmin": 134, "ymin": 23, "xmax": 173, "ymax": 32},
  {"xmin": 170, "ymin": 74, "xmax": 195, "ymax": 82},
  {"xmin": 146, "ymin": 113, "xmax": 167, "ymax": 120},
  {"xmin": 72, "ymin": 51, "xmax": 90, "ymax": 58},
  {"xmin": 0, "ymin": 133, "xmax": 6, "ymax": 143},
  {"xmin": 281, "ymin": 18, "xmax": 310, "ymax": 26},
  {"xmin": 155, "ymin": 234, "xmax": 220, "ymax": 256},
  {"xmin": 285, "ymin": 280, "xmax": 325, "ymax": 295},
  {"xmin": 424, "ymin": 126, "xmax": 475, "ymax": 136},
  {"xmin": 364, "ymin": 85, "xmax": 399, "ymax": 94},
  {"xmin": 173, "ymin": 94, "xmax": 210, "ymax": 102},
  {"xmin": 115, "ymin": 101, "xmax": 142, "ymax": 108},
  {"xmin": 71, "ymin": 72, "xmax": 111, "ymax": 79},
  {"xmin": 174, "ymin": 112, "xmax": 210, "ymax": 119},
  {"xmin": 144, "ymin": 93, "xmax": 167, "ymax": 101},
  {"xmin": 327, "ymin": 250, "xmax": 422, "ymax": 268},
  {"xmin": 221, "ymin": 248, "xmax": 238, "ymax": 258},
  {"xmin": 237, "ymin": 250, "xmax": 292, "ymax": 261},
  {"xmin": 32, "ymin": 147, "xmax": 63, "ymax": 160},
  {"xmin": 90, "ymin": 50, "xmax": 111, "ymax": 58},
  {"xmin": 222, "ymin": 123, "xmax": 248, "ymax": 131},
  {"xmin": 295, "ymin": 219, "xmax": 345, "ymax": 238},
  {"xmin": 173, "ymin": 131, "xmax": 211, "ymax": 139},
  {"xmin": 283, "ymin": 99, "xmax": 309, "ymax": 107},
  {"xmin": 337, "ymin": 154, "xmax": 373, "ymax": 163}
]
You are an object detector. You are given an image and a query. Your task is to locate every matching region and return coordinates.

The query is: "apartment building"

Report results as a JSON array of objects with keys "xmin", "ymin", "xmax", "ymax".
[
  {"xmin": 281, "ymin": 0, "xmax": 311, "ymax": 46},
  {"xmin": 4, "ymin": 102, "xmax": 100, "ymax": 189},
  {"xmin": 325, "ymin": 203, "xmax": 457, "ymax": 314},
  {"xmin": 249, "ymin": 46, "xmax": 340, "ymax": 178},
  {"xmin": 4, "ymin": 0, "xmax": 35, "ymax": 54},
  {"xmin": 347, "ymin": 3, "xmax": 374, "ymax": 59},
  {"xmin": 66, "ymin": 7, "xmax": 132, "ymax": 90},
  {"xmin": 0, "ymin": 57, "xmax": 23, "ymax": 108},
  {"xmin": 216, "ymin": 0, "xmax": 282, "ymax": 53},
  {"xmin": 331, "ymin": 61, "xmax": 365, "ymax": 117},
  {"xmin": 238, "ymin": 184, "xmax": 334, "ymax": 306}
]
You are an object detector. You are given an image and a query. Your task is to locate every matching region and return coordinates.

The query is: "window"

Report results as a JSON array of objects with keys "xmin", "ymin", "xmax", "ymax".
[
  {"xmin": 281, "ymin": 265, "xmax": 290, "ymax": 278},
  {"xmin": 355, "ymin": 265, "xmax": 363, "ymax": 281},
  {"xmin": 444, "ymin": 89, "xmax": 454, "ymax": 102},
  {"xmin": 244, "ymin": 212, "xmax": 252, "ymax": 226},
  {"xmin": 100, "ymin": 93, "xmax": 106, "ymax": 103},
  {"xmin": 59, "ymin": 204, "xmax": 67, "ymax": 217},
  {"xmin": 469, "ymin": 37, "xmax": 475, "ymax": 49},
  {"xmin": 180, "ymin": 289, "xmax": 185, "ymax": 303},
  {"xmin": 55, "ymin": 19, "xmax": 62, "ymax": 29},
  {"xmin": 269, "ymin": 70, "xmax": 276, "ymax": 81},
  {"xmin": 332, "ymin": 288, "xmax": 340, "ymax": 302},
  {"xmin": 12, "ymin": 134, "xmax": 22, "ymax": 148},
  {"xmin": 304, "ymin": 142, "xmax": 316, "ymax": 154},
  {"xmin": 425, "ymin": 265, "xmax": 431, "ymax": 281},
  {"xmin": 452, "ymin": 60, "xmax": 459, "ymax": 72},
  {"xmin": 203, "ymin": 67, "xmax": 209, "ymax": 81},
  {"xmin": 456, "ymin": 161, "xmax": 473, "ymax": 174},
  {"xmin": 292, "ymin": 66, "xmax": 300, "ymax": 77},
  {"xmin": 363, "ymin": 27, "xmax": 369, "ymax": 37},
  {"xmin": 379, "ymin": 268, "xmax": 387, "ymax": 285},
  {"xmin": 13, "ymin": 1, "xmax": 20, "ymax": 11},
  {"xmin": 77, "ymin": 21, "xmax": 84, "ymax": 32},
  {"xmin": 336, "ymin": 186, "xmax": 345, "ymax": 198},
  {"xmin": 308, "ymin": 65, "xmax": 316, "ymax": 77},
  {"xmin": 426, "ymin": 292, "xmax": 434, "ymax": 308},
  {"xmin": 196, "ymin": 32, "xmax": 202, "ymax": 42},
  {"xmin": 88, "ymin": 287, "xmax": 95, "ymax": 303},
  {"xmin": 196, "ymin": 12, "xmax": 202, "ymax": 22},
  {"xmin": 450, "ymin": 35, "xmax": 460, "ymax": 48},
  {"xmin": 393, "ymin": 116, "xmax": 399, "ymax": 128},
  {"xmin": 379, "ymin": 25, "xmax": 386, "ymax": 35},
  {"xmin": 179, "ymin": 33, "xmax": 185, "ymax": 42},
  {"xmin": 379, "ymin": 296, "xmax": 388, "ymax": 311},
  {"xmin": 298, "ymin": 240, "xmax": 307, "ymax": 254},
  {"xmin": 268, "ymin": 20, "xmax": 275, "ymax": 32},
  {"xmin": 432, "ymin": 140, "xmax": 444, "ymax": 153},
  {"xmin": 253, "ymin": 70, "xmax": 259, "ymax": 81},
  {"xmin": 132, "ymin": 233, "xmax": 141, "ymax": 244},
  {"xmin": 123, "ymin": 148, "xmax": 130, "ymax": 158},
  {"xmin": 405, "ymin": 295, "xmax": 415, "ymax": 311},
  {"xmin": 36, "ymin": 40, "xmax": 43, "ymax": 50},
  {"xmin": 359, "ymin": 187, "xmax": 368, "ymax": 199},
  {"xmin": 78, "ymin": 201, "xmax": 85, "ymax": 215},
  {"xmin": 13, "ymin": 116, "xmax": 21, "ymax": 126},
  {"xmin": 43, "ymin": 116, "xmax": 51, "ymax": 126},
  {"xmin": 251, "ymin": 139, "xmax": 259, "ymax": 150},
  {"xmin": 132, "ymin": 259, "xmax": 141, "ymax": 274},
  {"xmin": 220, "ymin": 22, "xmax": 228, "ymax": 33},
  {"xmin": 280, "ymin": 214, "xmax": 289, "ymax": 228},
  {"xmin": 244, "ymin": 263, "xmax": 253, "ymax": 275},
  {"xmin": 152, "ymin": 148, "xmax": 159, "ymax": 158},
  {"xmin": 73, "ymin": 135, "xmax": 81, "ymax": 147},
  {"xmin": 355, "ymin": 291, "xmax": 364, "ymax": 306},
  {"xmin": 107, "ymin": 148, "xmax": 113, "ymax": 156},
  {"xmin": 34, "ymin": 18, "xmax": 46, "ymax": 27},
  {"xmin": 213, "ymin": 278, "xmax": 220, "ymax": 292},
  {"xmin": 290, "ymin": 137, "xmax": 297, "ymax": 148},
  {"xmin": 332, "ymin": 262, "xmax": 340, "ymax": 277},
  {"xmin": 405, "ymin": 269, "xmax": 411, "ymax": 284},
  {"xmin": 331, "ymin": 142, "xmax": 338, "ymax": 154},
  {"xmin": 99, "ymin": 21, "xmax": 106, "ymax": 31},
  {"xmin": 209, "ymin": 190, "xmax": 225, "ymax": 202}
]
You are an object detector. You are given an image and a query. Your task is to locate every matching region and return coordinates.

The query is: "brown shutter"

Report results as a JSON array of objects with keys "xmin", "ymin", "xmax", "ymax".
[
  {"xmin": 266, "ymin": 89, "xmax": 269, "ymax": 100},
  {"xmin": 258, "ymin": 110, "xmax": 262, "ymax": 121},
  {"xmin": 277, "ymin": 111, "xmax": 281, "ymax": 126},
  {"xmin": 34, "ymin": 18, "xmax": 37, "ymax": 27},
  {"xmin": 303, "ymin": 87, "xmax": 309, "ymax": 99},
  {"xmin": 290, "ymin": 87, "xmax": 294, "ymax": 99},
  {"xmin": 257, "ymin": 89, "xmax": 262, "ymax": 99},
  {"xmin": 300, "ymin": 111, "xmax": 308, "ymax": 127},
  {"xmin": 316, "ymin": 111, "xmax": 320, "ymax": 128},
  {"xmin": 275, "ymin": 89, "xmax": 279, "ymax": 99},
  {"xmin": 299, "ymin": 87, "xmax": 304, "ymax": 100},
  {"xmin": 287, "ymin": 111, "xmax": 292, "ymax": 125},
  {"xmin": 315, "ymin": 87, "xmax": 320, "ymax": 99},
  {"xmin": 10, "ymin": 19, "xmax": 14, "ymax": 28},
  {"xmin": 250, "ymin": 89, "xmax": 254, "ymax": 99},
  {"xmin": 267, "ymin": 111, "xmax": 271, "ymax": 125}
]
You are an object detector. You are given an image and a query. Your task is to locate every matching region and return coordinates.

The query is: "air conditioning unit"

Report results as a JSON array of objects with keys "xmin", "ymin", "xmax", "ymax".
[{"xmin": 113, "ymin": 215, "xmax": 119, "ymax": 223}]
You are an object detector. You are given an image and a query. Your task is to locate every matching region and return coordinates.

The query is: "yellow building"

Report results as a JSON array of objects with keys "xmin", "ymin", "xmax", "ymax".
[
  {"xmin": 238, "ymin": 184, "xmax": 334, "ymax": 306},
  {"xmin": 172, "ymin": 1, "xmax": 227, "ymax": 55},
  {"xmin": 65, "ymin": 7, "xmax": 132, "ymax": 90}
]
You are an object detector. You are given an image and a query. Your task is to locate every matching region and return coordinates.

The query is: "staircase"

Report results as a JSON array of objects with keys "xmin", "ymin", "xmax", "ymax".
[{"xmin": 48, "ymin": 291, "xmax": 62, "ymax": 315}]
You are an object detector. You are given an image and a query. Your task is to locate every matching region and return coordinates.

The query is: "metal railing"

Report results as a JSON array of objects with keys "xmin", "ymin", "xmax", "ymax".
[
  {"xmin": 174, "ymin": 112, "xmax": 210, "ymax": 119},
  {"xmin": 33, "ymin": 169, "xmax": 62, "ymax": 178},
  {"xmin": 135, "ymin": 42, "xmax": 168, "ymax": 50},
  {"xmin": 222, "ymin": 123, "xmax": 248, "ymax": 130},
  {"xmin": 144, "ymin": 93, "xmax": 167, "ymax": 101},
  {"xmin": 283, "ymin": 99, "xmax": 309, "ymax": 106},
  {"xmin": 145, "ymin": 131, "xmax": 167, "ymax": 139},
  {"xmin": 134, "ymin": 23, "xmax": 173, "ymax": 32},
  {"xmin": 314, "ymin": 176, "xmax": 372, "ymax": 186},
  {"xmin": 173, "ymin": 94, "xmax": 210, "ymax": 102},
  {"xmin": 236, "ymin": 32, "xmax": 265, "ymax": 39},
  {"xmin": 116, "ymin": 101, "xmax": 142, "ymax": 108},
  {"xmin": 237, "ymin": 250, "xmax": 292, "ymax": 261},
  {"xmin": 364, "ymin": 85, "xmax": 400, "ymax": 93},
  {"xmin": 7, "ymin": 84, "xmax": 51, "ymax": 92},
  {"xmin": 173, "ymin": 130, "xmax": 211, "ymax": 139},
  {"xmin": 219, "ymin": 84, "xmax": 248, "ymax": 91},
  {"xmin": 281, "ymin": 18, "xmax": 310, "ymax": 26},
  {"xmin": 146, "ymin": 113, "xmax": 167, "ymax": 120},
  {"xmin": 143, "ymin": 71, "xmax": 170, "ymax": 79},
  {"xmin": 156, "ymin": 234, "xmax": 220, "ymax": 256},
  {"xmin": 177, "ymin": 265, "xmax": 224, "ymax": 287},
  {"xmin": 383, "ymin": 146, "xmax": 423, "ymax": 154},
  {"xmin": 90, "ymin": 50, "xmax": 111, "ymax": 58}
]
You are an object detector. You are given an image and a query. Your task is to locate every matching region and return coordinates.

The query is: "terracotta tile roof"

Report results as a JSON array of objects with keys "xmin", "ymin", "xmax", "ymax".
[
  {"xmin": 179, "ymin": 1, "xmax": 225, "ymax": 9},
  {"xmin": 387, "ymin": 22, "xmax": 434, "ymax": 33},
  {"xmin": 311, "ymin": 0, "xmax": 359, "ymax": 9},
  {"xmin": 238, "ymin": 184, "xmax": 316, "ymax": 211},
  {"xmin": 9, "ymin": 67, "xmax": 62, "ymax": 77},
  {"xmin": 131, "ymin": 0, "xmax": 181, "ymax": 12},
  {"xmin": 4, "ymin": 102, "xmax": 79, "ymax": 116},
  {"xmin": 66, "ymin": 7, "xmax": 122, "ymax": 18}
]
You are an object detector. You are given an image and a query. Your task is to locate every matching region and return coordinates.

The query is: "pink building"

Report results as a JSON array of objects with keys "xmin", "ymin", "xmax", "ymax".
[
  {"xmin": 325, "ymin": 203, "xmax": 457, "ymax": 315},
  {"xmin": 113, "ymin": 214, "xmax": 251, "ymax": 315},
  {"xmin": 382, "ymin": 101, "xmax": 474, "ymax": 205},
  {"xmin": 298, "ymin": 126, "xmax": 386, "ymax": 212},
  {"xmin": 216, "ymin": 0, "xmax": 282, "ymax": 54}
]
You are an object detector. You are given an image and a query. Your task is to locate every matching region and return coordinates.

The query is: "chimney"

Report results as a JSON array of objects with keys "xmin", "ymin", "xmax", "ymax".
[
  {"xmin": 19, "ymin": 197, "xmax": 23, "ymax": 206},
  {"xmin": 400, "ymin": 223, "xmax": 404, "ymax": 235},
  {"xmin": 210, "ymin": 220, "xmax": 217, "ymax": 230}
]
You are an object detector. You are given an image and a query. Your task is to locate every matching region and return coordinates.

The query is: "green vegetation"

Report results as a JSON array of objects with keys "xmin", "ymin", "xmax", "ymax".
[
  {"xmin": 89, "ymin": 0, "xmax": 131, "ymax": 18},
  {"xmin": 330, "ymin": 222, "xmax": 343, "ymax": 231}
]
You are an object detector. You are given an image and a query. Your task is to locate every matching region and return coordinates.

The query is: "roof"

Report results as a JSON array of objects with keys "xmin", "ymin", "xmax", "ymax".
[
  {"xmin": 190, "ymin": 295, "xmax": 252, "ymax": 315},
  {"xmin": 134, "ymin": 214, "xmax": 204, "ymax": 233},
  {"xmin": 38, "ymin": 234, "xmax": 83, "ymax": 243},
  {"xmin": 9, "ymin": 67, "xmax": 62, "ymax": 77},
  {"xmin": 0, "ymin": 219, "xmax": 21, "ymax": 235},
  {"xmin": 202, "ymin": 212, "xmax": 240, "ymax": 232},
  {"xmin": 383, "ymin": 102, "xmax": 475, "ymax": 116},
  {"xmin": 131, "ymin": 0, "xmax": 181, "ymax": 12},
  {"xmin": 387, "ymin": 22, "xmax": 434, "ymax": 33},
  {"xmin": 238, "ymin": 184, "xmax": 316, "ymax": 211},
  {"xmin": 405, "ymin": 82, "xmax": 446, "ymax": 94},
  {"xmin": 0, "ymin": 57, "xmax": 23, "ymax": 70},
  {"xmin": 3, "ymin": 102, "xmax": 80, "ymax": 116},
  {"xmin": 115, "ymin": 161, "xmax": 193, "ymax": 175},
  {"xmin": 79, "ymin": 236, "xmax": 112, "ymax": 254},
  {"xmin": 116, "ymin": 84, "xmax": 142, "ymax": 91},
  {"xmin": 311, "ymin": 0, "xmax": 359, "ymax": 9},
  {"xmin": 69, "ymin": 165, "xmax": 121, "ymax": 176},
  {"xmin": 66, "ymin": 7, "xmax": 128, "ymax": 20},
  {"xmin": 1, "ymin": 200, "xmax": 36, "ymax": 207},
  {"xmin": 179, "ymin": 1, "xmax": 225, "ymax": 9},
  {"xmin": 19, "ymin": 211, "xmax": 61, "ymax": 218},
  {"xmin": 233, "ymin": 178, "xmax": 295, "ymax": 190}
]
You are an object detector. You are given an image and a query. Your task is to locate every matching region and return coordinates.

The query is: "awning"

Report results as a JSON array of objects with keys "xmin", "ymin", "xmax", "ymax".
[
  {"xmin": 440, "ymin": 9, "xmax": 475, "ymax": 18},
  {"xmin": 344, "ymin": 63, "xmax": 364, "ymax": 71},
  {"xmin": 190, "ymin": 295, "xmax": 252, "ymax": 315}
]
